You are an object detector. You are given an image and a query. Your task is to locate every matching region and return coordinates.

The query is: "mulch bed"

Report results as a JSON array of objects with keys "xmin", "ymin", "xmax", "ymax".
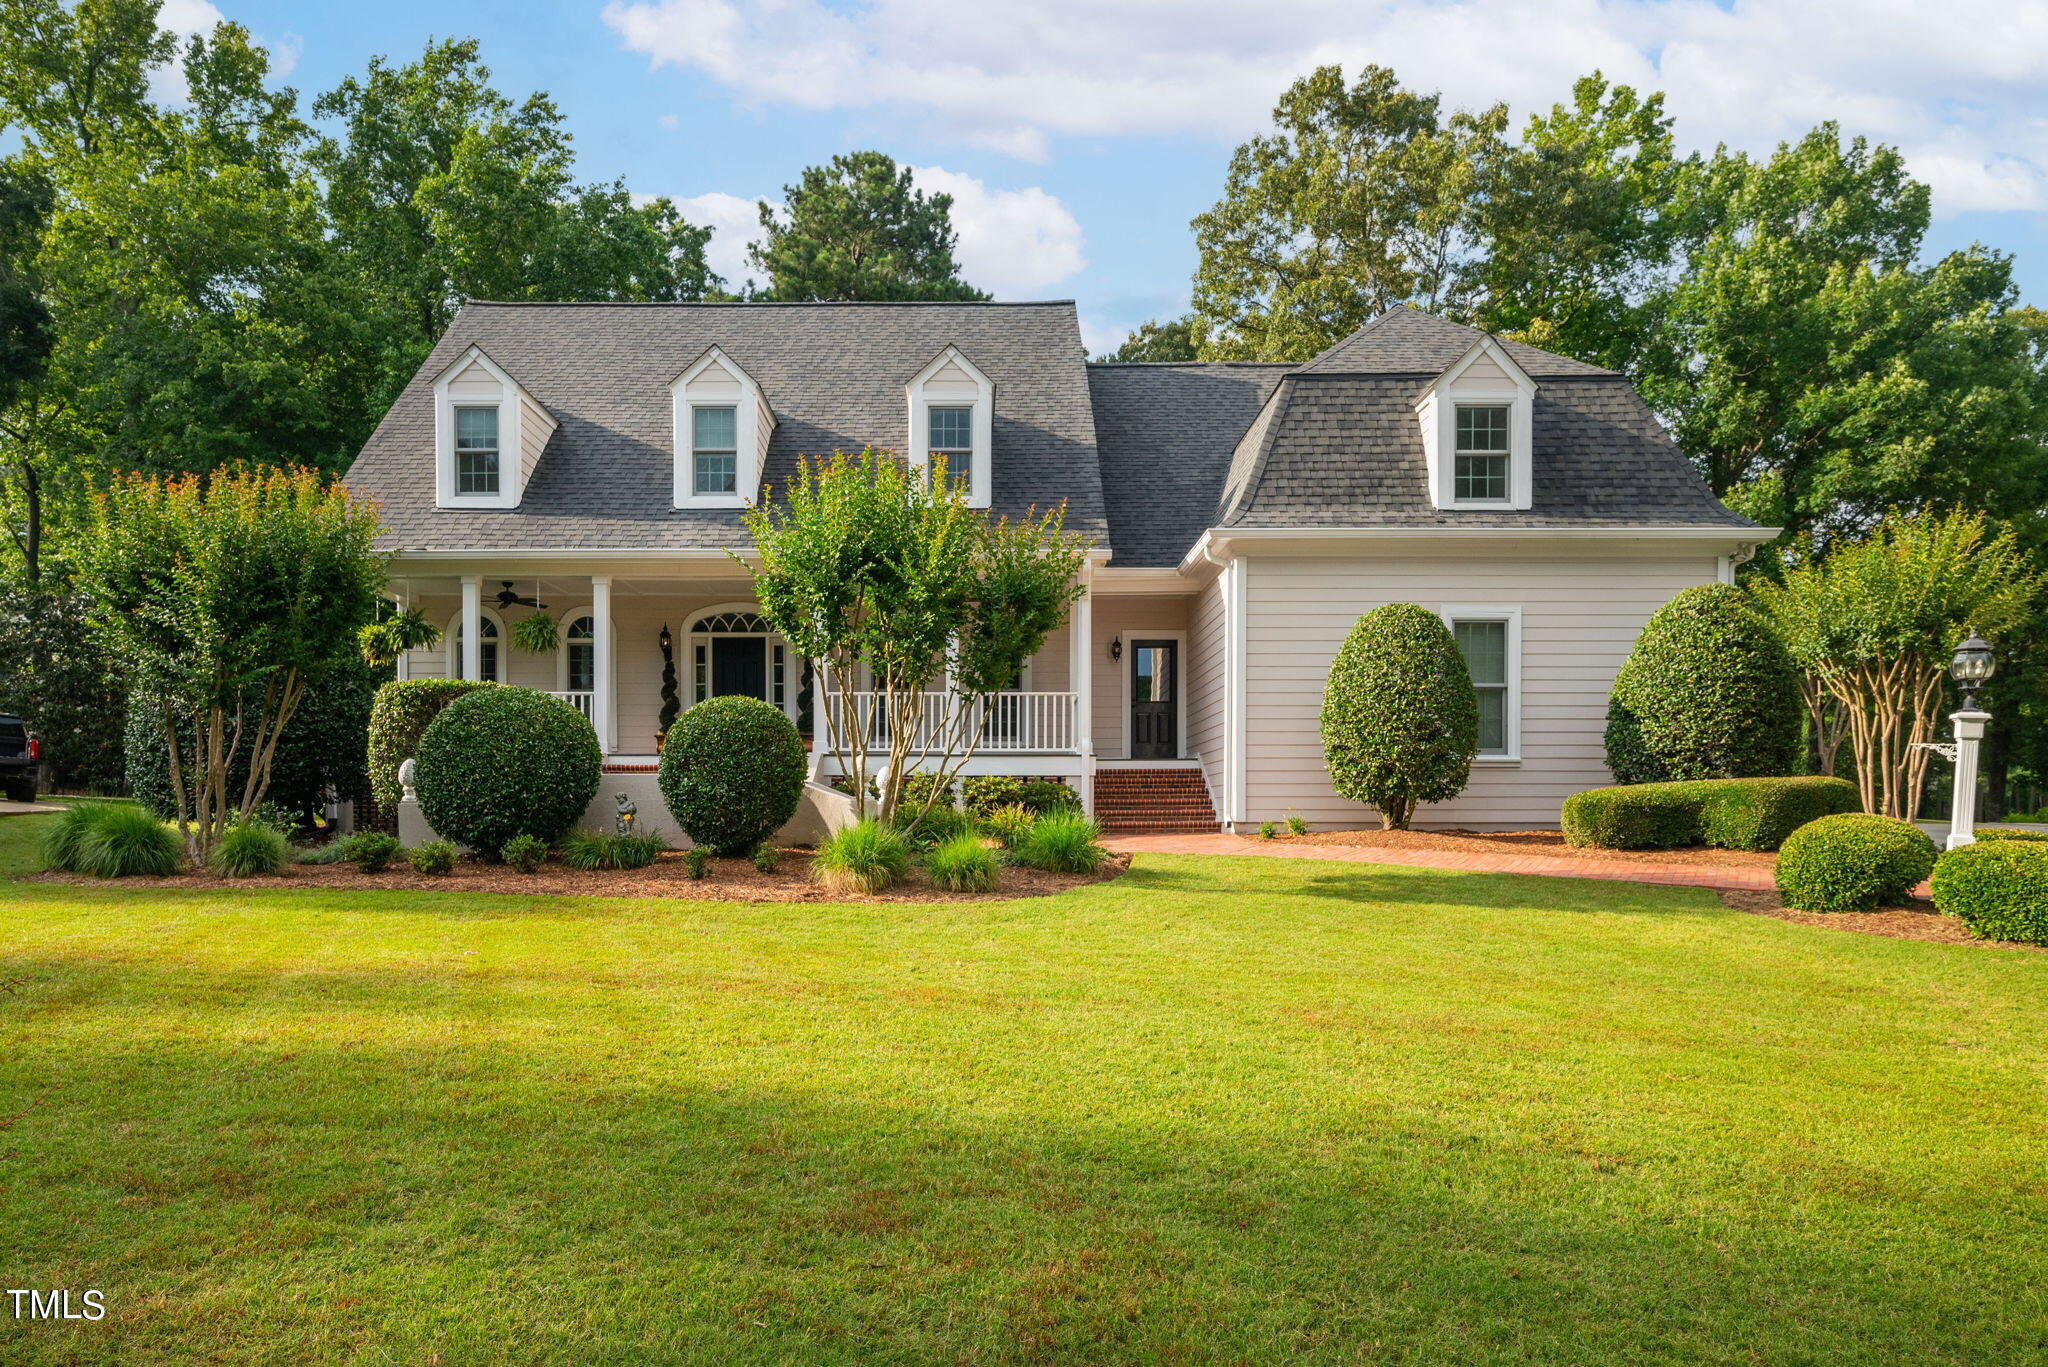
[
  {"xmin": 1718, "ymin": 889, "xmax": 2044, "ymax": 952},
  {"xmin": 28, "ymin": 847, "xmax": 1131, "ymax": 904},
  {"xmin": 1280, "ymin": 828, "xmax": 1776, "ymax": 869}
]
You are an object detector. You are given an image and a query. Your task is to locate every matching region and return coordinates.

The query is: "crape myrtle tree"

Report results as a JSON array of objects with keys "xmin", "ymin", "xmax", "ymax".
[
  {"xmin": 1749, "ymin": 510, "xmax": 2037, "ymax": 819},
  {"xmin": 741, "ymin": 449, "xmax": 1087, "ymax": 823},
  {"xmin": 77, "ymin": 466, "xmax": 383, "ymax": 859}
]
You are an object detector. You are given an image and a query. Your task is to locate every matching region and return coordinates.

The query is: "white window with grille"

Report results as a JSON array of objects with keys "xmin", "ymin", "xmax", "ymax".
[{"xmin": 1441, "ymin": 606, "xmax": 1521, "ymax": 762}]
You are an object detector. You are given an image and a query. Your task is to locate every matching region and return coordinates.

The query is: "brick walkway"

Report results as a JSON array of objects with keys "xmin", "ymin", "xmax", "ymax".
[{"xmin": 1104, "ymin": 832, "xmax": 1779, "ymax": 893}]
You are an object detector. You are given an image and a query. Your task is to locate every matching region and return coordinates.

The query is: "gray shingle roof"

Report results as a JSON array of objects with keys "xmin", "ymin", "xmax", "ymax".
[
  {"xmin": 1298, "ymin": 305, "xmax": 1617, "ymax": 378},
  {"xmin": 347, "ymin": 300, "xmax": 1107, "ymax": 552},
  {"xmin": 1087, "ymin": 362, "xmax": 1292, "ymax": 567},
  {"xmin": 1216, "ymin": 373, "xmax": 1755, "ymax": 530}
]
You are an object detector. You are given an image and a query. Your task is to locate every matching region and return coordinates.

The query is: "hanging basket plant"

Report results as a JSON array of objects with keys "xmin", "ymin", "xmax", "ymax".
[
  {"xmin": 511, "ymin": 611, "xmax": 560, "ymax": 654},
  {"xmin": 358, "ymin": 604, "xmax": 443, "ymax": 665}
]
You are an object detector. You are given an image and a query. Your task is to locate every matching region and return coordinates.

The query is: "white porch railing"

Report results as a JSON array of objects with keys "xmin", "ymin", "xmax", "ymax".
[
  {"xmin": 548, "ymin": 690, "xmax": 595, "ymax": 724},
  {"xmin": 823, "ymin": 690, "xmax": 1079, "ymax": 754}
]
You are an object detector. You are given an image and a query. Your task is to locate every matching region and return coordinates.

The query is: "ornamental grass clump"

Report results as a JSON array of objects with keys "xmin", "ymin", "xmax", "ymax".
[
  {"xmin": 659, "ymin": 696, "xmax": 807, "ymax": 854},
  {"xmin": 413, "ymin": 687, "xmax": 602, "ymax": 857},
  {"xmin": 978, "ymin": 803, "xmax": 1036, "ymax": 850},
  {"xmin": 1775, "ymin": 813, "xmax": 1936, "ymax": 912},
  {"xmin": 209, "ymin": 821, "xmax": 289, "ymax": 878},
  {"xmin": 813, "ymin": 819, "xmax": 911, "ymax": 894},
  {"xmin": 45, "ymin": 803, "xmax": 183, "ymax": 878},
  {"xmin": 926, "ymin": 833, "xmax": 999, "ymax": 893},
  {"xmin": 559, "ymin": 829, "xmax": 668, "ymax": 872},
  {"xmin": 1016, "ymin": 810, "xmax": 1108, "ymax": 874},
  {"xmin": 1930, "ymin": 840, "xmax": 2048, "ymax": 944},
  {"xmin": 1320, "ymin": 604, "xmax": 1477, "ymax": 829},
  {"xmin": 895, "ymin": 802, "xmax": 975, "ymax": 850}
]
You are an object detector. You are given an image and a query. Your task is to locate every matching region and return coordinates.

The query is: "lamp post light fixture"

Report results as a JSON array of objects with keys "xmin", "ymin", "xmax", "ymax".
[{"xmin": 1943, "ymin": 632, "xmax": 1996, "ymax": 850}]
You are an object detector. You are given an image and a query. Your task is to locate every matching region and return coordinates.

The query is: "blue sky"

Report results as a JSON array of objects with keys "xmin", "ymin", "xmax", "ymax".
[{"xmin": 188, "ymin": 0, "xmax": 2048, "ymax": 353}]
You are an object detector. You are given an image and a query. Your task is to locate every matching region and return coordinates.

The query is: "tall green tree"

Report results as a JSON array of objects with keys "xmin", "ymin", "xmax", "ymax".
[
  {"xmin": 1190, "ymin": 65, "xmax": 1507, "ymax": 360},
  {"xmin": 1099, "ymin": 315, "xmax": 1202, "ymax": 362},
  {"xmin": 749, "ymin": 151, "xmax": 988, "ymax": 302},
  {"xmin": 312, "ymin": 38, "xmax": 718, "ymax": 408},
  {"xmin": 1636, "ymin": 128, "xmax": 2048, "ymax": 542},
  {"xmin": 1465, "ymin": 74, "xmax": 1685, "ymax": 374}
]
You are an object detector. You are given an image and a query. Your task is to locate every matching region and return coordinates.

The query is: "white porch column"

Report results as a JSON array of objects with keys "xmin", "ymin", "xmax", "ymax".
[
  {"xmin": 460, "ymin": 575, "xmax": 482, "ymax": 681},
  {"xmin": 1073, "ymin": 568, "xmax": 1095, "ymax": 815},
  {"xmin": 810, "ymin": 658, "xmax": 831, "ymax": 780},
  {"xmin": 1947, "ymin": 709, "xmax": 1990, "ymax": 849},
  {"xmin": 591, "ymin": 575, "xmax": 613, "ymax": 755},
  {"xmin": 392, "ymin": 582, "xmax": 411, "ymax": 681}
]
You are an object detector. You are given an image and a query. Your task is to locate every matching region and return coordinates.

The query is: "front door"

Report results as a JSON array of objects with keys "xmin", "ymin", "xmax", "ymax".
[
  {"xmin": 1130, "ymin": 640, "xmax": 1178, "ymax": 760},
  {"xmin": 711, "ymin": 636, "xmax": 767, "ymax": 700}
]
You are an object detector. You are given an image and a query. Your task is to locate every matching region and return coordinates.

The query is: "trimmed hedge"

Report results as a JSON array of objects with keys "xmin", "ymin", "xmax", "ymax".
[
  {"xmin": 1562, "ymin": 776, "xmax": 1858, "ymax": 851},
  {"xmin": 1775, "ymin": 813, "xmax": 1937, "ymax": 912},
  {"xmin": 1930, "ymin": 840, "xmax": 2048, "ymax": 944},
  {"xmin": 1320, "ymin": 604, "xmax": 1477, "ymax": 829},
  {"xmin": 658, "ymin": 696, "xmax": 807, "ymax": 855},
  {"xmin": 1605, "ymin": 585, "xmax": 1801, "ymax": 784},
  {"xmin": 413, "ymin": 687, "xmax": 601, "ymax": 855},
  {"xmin": 368, "ymin": 679, "xmax": 496, "ymax": 809}
]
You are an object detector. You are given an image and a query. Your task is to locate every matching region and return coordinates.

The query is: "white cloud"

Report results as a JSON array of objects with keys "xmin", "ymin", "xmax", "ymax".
[
  {"xmin": 908, "ymin": 166, "xmax": 1085, "ymax": 296},
  {"xmin": 603, "ymin": 0, "xmax": 2048, "ymax": 214},
  {"xmin": 146, "ymin": 1, "xmax": 302, "ymax": 104},
  {"xmin": 658, "ymin": 170, "xmax": 1085, "ymax": 297}
]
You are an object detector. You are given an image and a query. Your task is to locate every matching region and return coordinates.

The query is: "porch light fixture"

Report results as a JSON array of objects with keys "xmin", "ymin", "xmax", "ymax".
[
  {"xmin": 1109, "ymin": 635, "xmax": 1122, "ymax": 663},
  {"xmin": 659, "ymin": 622, "xmax": 672, "ymax": 653},
  {"xmin": 1951, "ymin": 632, "xmax": 1995, "ymax": 710}
]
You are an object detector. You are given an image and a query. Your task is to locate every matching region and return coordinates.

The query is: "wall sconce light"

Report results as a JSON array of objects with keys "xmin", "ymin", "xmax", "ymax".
[
  {"xmin": 659, "ymin": 622, "xmax": 673, "ymax": 653},
  {"xmin": 1109, "ymin": 635, "xmax": 1122, "ymax": 662}
]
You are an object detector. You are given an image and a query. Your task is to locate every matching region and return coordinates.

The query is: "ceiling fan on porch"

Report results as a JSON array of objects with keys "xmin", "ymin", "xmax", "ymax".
[{"xmin": 494, "ymin": 581, "xmax": 547, "ymax": 611}]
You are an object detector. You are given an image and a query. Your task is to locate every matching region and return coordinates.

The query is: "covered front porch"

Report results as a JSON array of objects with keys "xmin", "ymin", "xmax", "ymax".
[{"xmin": 387, "ymin": 560, "xmax": 1178, "ymax": 807}]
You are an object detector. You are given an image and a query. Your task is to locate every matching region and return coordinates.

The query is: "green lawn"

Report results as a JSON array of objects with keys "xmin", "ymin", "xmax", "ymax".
[{"xmin": 2, "ymin": 811, "xmax": 2044, "ymax": 1365}]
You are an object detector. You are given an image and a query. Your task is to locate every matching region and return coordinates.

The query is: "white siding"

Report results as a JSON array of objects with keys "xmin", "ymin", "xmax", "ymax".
[
  {"xmin": 921, "ymin": 359, "xmax": 981, "ymax": 397},
  {"xmin": 518, "ymin": 390, "xmax": 554, "ymax": 486},
  {"xmin": 1241, "ymin": 551, "xmax": 1722, "ymax": 828},
  {"xmin": 1085, "ymin": 595, "xmax": 1192, "ymax": 758},
  {"xmin": 1186, "ymin": 576, "xmax": 1229, "ymax": 814},
  {"xmin": 1450, "ymin": 352, "xmax": 1511, "ymax": 389}
]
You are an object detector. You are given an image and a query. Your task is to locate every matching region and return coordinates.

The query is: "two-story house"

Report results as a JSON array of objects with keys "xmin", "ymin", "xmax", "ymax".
[{"xmin": 346, "ymin": 300, "xmax": 1765, "ymax": 832}]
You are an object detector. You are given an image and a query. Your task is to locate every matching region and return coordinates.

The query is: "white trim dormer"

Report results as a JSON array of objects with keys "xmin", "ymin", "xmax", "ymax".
[
  {"xmin": 906, "ymin": 345, "xmax": 994, "ymax": 508},
  {"xmin": 672, "ymin": 346, "xmax": 773, "ymax": 509},
  {"xmin": 1413, "ymin": 336, "xmax": 1536, "ymax": 511},
  {"xmin": 433, "ymin": 346, "xmax": 554, "ymax": 510}
]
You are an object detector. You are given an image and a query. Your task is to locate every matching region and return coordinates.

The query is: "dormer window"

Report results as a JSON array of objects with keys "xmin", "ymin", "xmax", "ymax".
[
  {"xmin": 455, "ymin": 405, "xmax": 501, "ymax": 495},
  {"xmin": 1453, "ymin": 404, "xmax": 1510, "ymax": 503},
  {"xmin": 432, "ymin": 345, "xmax": 553, "ymax": 509},
  {"xmin": 1414, "ymin": 337, "xmax": 1535, "ymax": 511},
  {"xmin": 692, "ymin": 405, "xmax": 739, "ymax": 496},
  {"xmin": 673, "ymin": 347, "xmax": 772, "ymax": 509},
  {"xmin": 907, "ymin": 346, "xmax": 993, "ymax": 508}
]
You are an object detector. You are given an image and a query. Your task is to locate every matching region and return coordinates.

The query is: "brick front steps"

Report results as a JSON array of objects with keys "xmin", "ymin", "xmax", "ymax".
[{"xmin": 1094, "ymin": 768, "xmax": 1220, "ymax": 834}]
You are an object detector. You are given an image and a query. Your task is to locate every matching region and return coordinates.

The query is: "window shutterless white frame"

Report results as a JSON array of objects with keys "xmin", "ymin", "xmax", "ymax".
[
  {"xmin": 1414, "ymin": 337, "xmax": 1536, "ymax": 512},
  {"xmin": 555, "ymin": 607, "xmax": 612, "ymax": 693},
  {"xmin": 672, "ymin": 347, "xmax": 769, "ymax": 509},
  {"xmin": 906, "ymin": 345, "xmax": 993, "ymax": 509},
  {"xmin": 1438, "ymin": 605, "xmax": 1522, "ymax": 763},
  {"xmin": 445, "ymin": 606, "xmax": 508, "ymax": 683},
  {"xmin": 453, "ymin": 404, "xmax": 501, "ymax": 496},
  {"xmin": 433, "ymin": 345, "xmax": 527, "ymax": 509},
  {"xmin": 1452, "ymin": 403, "xmax": 1511, "ymax": 504}
]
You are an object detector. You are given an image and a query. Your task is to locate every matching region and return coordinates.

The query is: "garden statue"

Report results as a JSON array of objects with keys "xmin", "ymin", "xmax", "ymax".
[{"xmin": 614, "ymin": 792, "xmax": 637, "ymax": 835}]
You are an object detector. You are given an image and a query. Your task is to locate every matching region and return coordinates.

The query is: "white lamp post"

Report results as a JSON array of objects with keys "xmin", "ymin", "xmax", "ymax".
[{"xmin": 1942, "ymin": 633, "xmax": 1996, "ymax": 850}]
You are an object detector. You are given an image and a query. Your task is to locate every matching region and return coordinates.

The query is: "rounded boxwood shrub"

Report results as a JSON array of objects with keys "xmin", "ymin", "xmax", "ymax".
[
  {"xmin": 413, "ymin": 687, "xmax": 601, "ymax": 856},
  {"xmin": 1320, "ymin": 604, "xmax": 1478, "ymax": 830},
  {"xmin": 1775, "ymin": 813, "xmax": 1937, "ymax": 912},
  {"xmin": 1605, "ymin": 585, "xmax": 1801, "ymax": 784},
  {"xmin": 367, "ymin": 678, "xmax": 497, "ymax": 810},
  {"xmin": 1929, "ymin": 840, "xmax": 2048, "ymax": 944},
  {"xmin": 658, "ymin": 696, "xmax": 806, "ymax": 855}
]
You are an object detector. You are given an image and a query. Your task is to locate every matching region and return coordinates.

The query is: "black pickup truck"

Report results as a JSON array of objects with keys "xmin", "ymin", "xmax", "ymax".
[{"xmin": 0, "ymin": 714, "xmax": 39, "ymax": 802}]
